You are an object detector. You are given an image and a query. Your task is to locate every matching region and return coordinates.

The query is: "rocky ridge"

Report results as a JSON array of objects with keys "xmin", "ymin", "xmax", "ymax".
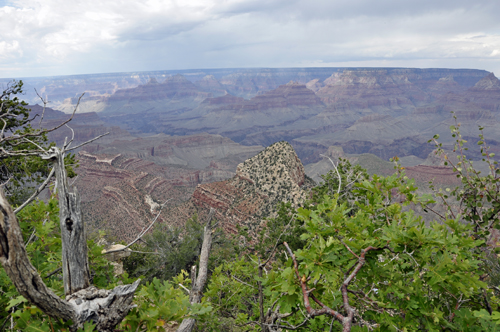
[
  {"xmin": 72, "ymin": 134, "xmax": 263, "ymax": 241},
  {"xmin": 28, "ymin": 104, "xmax": 133, "ymax": 146},
  {"xmin": 168, "ymin": 141, "xmax": 312, "ymax": 236}
]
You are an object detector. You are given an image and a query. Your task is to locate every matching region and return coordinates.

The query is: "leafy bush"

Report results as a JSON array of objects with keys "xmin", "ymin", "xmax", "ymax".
[
  {"xmin": 120, "ymin": 272, "xmax": 212, "ymax": 331},
  {"xmin": 207, "ymin": 127, "xmax": 500, "ymax": 331}
]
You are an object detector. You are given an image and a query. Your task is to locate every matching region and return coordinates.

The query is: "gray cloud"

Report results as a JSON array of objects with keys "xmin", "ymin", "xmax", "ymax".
[{"xmin": 0, "ymin": 0, "xmax": 499, "ymax": 78}]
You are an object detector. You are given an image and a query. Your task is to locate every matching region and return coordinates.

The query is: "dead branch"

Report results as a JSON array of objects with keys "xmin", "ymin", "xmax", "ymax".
[
  {"xmin": 14, "ymin": 167, "xmax": 55, "ymax": 214},
  {"xmin": 103, "ymin": 198, "xmax": 172, "ymax": 255},
  {"xmin": 177, "ymin": 208, "xmax": 216, "ymax": 332},
  {"xmin": 320, "ymin": 154, "xmax": 341, "ymax": 194},
  {"xmin": 66, "ymin": 132, "xmax": 110, "ymax": 152},
  {"xmin": 0, "ymin": 93, "xmax": 84, "ymax": 153},
  {"xmin": 35, "ymin": 88, "xmax": 48, "ymax": 126},
  {"xmin": 44, "ymin": 267, "xmax": 62, "ymax": 279},
  {"xmin": 230, "ymin": 274, "xmax": 257, "ymax": 289}
]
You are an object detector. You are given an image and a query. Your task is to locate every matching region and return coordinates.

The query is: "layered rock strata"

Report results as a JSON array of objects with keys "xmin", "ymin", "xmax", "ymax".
[
  {"xmin": 73, "ymin": 134, "xmax": 262, "ymax": 241},
  {"xmin": 168, "ymin": 142, "xmax": 312, "ymax": 237},
  {"xmin": 87, "ymin": 68, "xmax": 499, "ymax": 164}
]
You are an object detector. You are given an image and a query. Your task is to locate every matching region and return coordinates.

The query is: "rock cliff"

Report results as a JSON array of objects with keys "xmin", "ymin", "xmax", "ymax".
[
  {"xmin": 73, "ymin": 134, "xmax": 263, "ymax": 241},
  {"xmin": 28, "ymin": 104, "xmax": 133, "ymax": 146},
  {"xmin": 169, "ymin": 141, "xmax": 311, "ymax": 236},
  {"xmin": 466, "ymin": 73, "xmax": 500, "ymax": 112},
  {"xmin": 194, "ymin": 75, "xmax": 228, "ymax": 96},
  {"xmin": 198, "ymin": 81, "xmax": 322, "ymax": 111}
]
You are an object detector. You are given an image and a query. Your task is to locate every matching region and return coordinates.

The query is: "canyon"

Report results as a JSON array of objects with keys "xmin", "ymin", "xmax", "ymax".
[
  {"xmin": 70, "ymin": 135, "xmax": 263, "ymax": 241},
  {"xmin": 26, "ymin": 67, "xmax": 497, "ymax": 163},
  {"xmin": 14, "ymin": 67, "xmax": 500, "ymax": 240}
]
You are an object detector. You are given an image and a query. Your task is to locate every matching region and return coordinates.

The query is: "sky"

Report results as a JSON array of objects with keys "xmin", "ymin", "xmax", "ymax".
[{"xmin": 0, "ymin": 0, "xmax": 499, "ymax": 78}]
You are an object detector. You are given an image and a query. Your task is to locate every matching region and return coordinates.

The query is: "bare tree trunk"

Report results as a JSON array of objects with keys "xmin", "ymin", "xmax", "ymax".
[
  {"xmin": 177, "ymin": 209, "xmax": 216, "ymax": 332},
  {"xmin": 0, "ymin": 146, "xmax": 141, "ymax": 331},
  {"xmin": 46, "ymin": 147, "xmax": 90, "ymax": 295},
  {"xmin": 258, "ymin": 261, "xmax": 268, "ymax": 332},
  {"xmin": 0, "ymin": 189, "xmax": 76, "ymax": 322}
]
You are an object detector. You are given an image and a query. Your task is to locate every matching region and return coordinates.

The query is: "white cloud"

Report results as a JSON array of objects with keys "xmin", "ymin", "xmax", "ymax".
[
  {"xmin": 0, "ymin": 40, "xmax": 21, "ymax": 59},
  {"xmin": 0, "ymin": 0, "xmax": 499, "ymax": 78}
]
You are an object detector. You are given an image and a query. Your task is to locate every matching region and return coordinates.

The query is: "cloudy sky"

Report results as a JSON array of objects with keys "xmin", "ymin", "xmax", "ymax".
[{"xmin": 0, "ymin": 0, "xmax": 499, "ymax": 78}]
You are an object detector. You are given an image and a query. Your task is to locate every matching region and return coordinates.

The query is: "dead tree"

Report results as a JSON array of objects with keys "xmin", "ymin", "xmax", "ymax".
[
  {"xmin": 43, "ymin": 146, "xmax": 91, "ymax": 295},
  {"xmin": 177, "ymin": 208, "xmax": 216, "ymax": 332},
  {"xmin": 0, "ymin": 166, "xmax": 139, "ymax": 330},
  {"xmin": 0, "ymin": 87, "xmax": 143, "ymax": 330},
  {"xmin": 0, "ymin": 136, "xmax": 141, "ymax": 331}
]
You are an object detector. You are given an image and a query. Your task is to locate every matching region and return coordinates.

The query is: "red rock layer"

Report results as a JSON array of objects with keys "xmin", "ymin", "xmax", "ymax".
[
  {"xmin": 109, "ymin": 74, "xmax": 211, "ymax": 101},
  {"xmin": 202, "ymin": 81, "xmax": 322, "ymax": 111},
  {"xmin": 169, "ymin": 141, "xmax": 311, "ymax": 238},
  {"xmin": 404, "ymin": 165, "xmax": 460, "ymax": 186}
]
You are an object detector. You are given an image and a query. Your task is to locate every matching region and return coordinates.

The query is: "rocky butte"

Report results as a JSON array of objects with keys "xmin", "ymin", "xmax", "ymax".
[{"xmin": 165, "ymin": 141, "xmax": 313, "ymax": 237}]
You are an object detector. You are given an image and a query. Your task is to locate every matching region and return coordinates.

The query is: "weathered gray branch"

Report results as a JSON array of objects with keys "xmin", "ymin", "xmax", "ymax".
[
  {"xmin": 320, "ymin": 154, "xmax": 341, "ymax": 194},
  {"xmin": 43, "ymin": 146, "xmax": 90, "ymax": 295},
  {"xmin": 66, "ymin": 132, "xmax": 110, "ymax": 152},
  {"xmin": 177, "ymin": 208, "xmax": 216, "ymax": 332},
  {"xmin": 35, "ymin": 88, "xmax": 48, "ymax": 126},
  {"xmin": 14, "ymin": 167, "xmax": 55, "ymax": 214},
  {"xmin": 66, "ymin": 279, "xmax": 140, "ymax": 331},
  {"xmin": 103, "ymin": 198, "xmax": 171, "ymax": 256},
  {"xmin": 0, "ymin": 188, "xmax": 76, "ymax": 322}
]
